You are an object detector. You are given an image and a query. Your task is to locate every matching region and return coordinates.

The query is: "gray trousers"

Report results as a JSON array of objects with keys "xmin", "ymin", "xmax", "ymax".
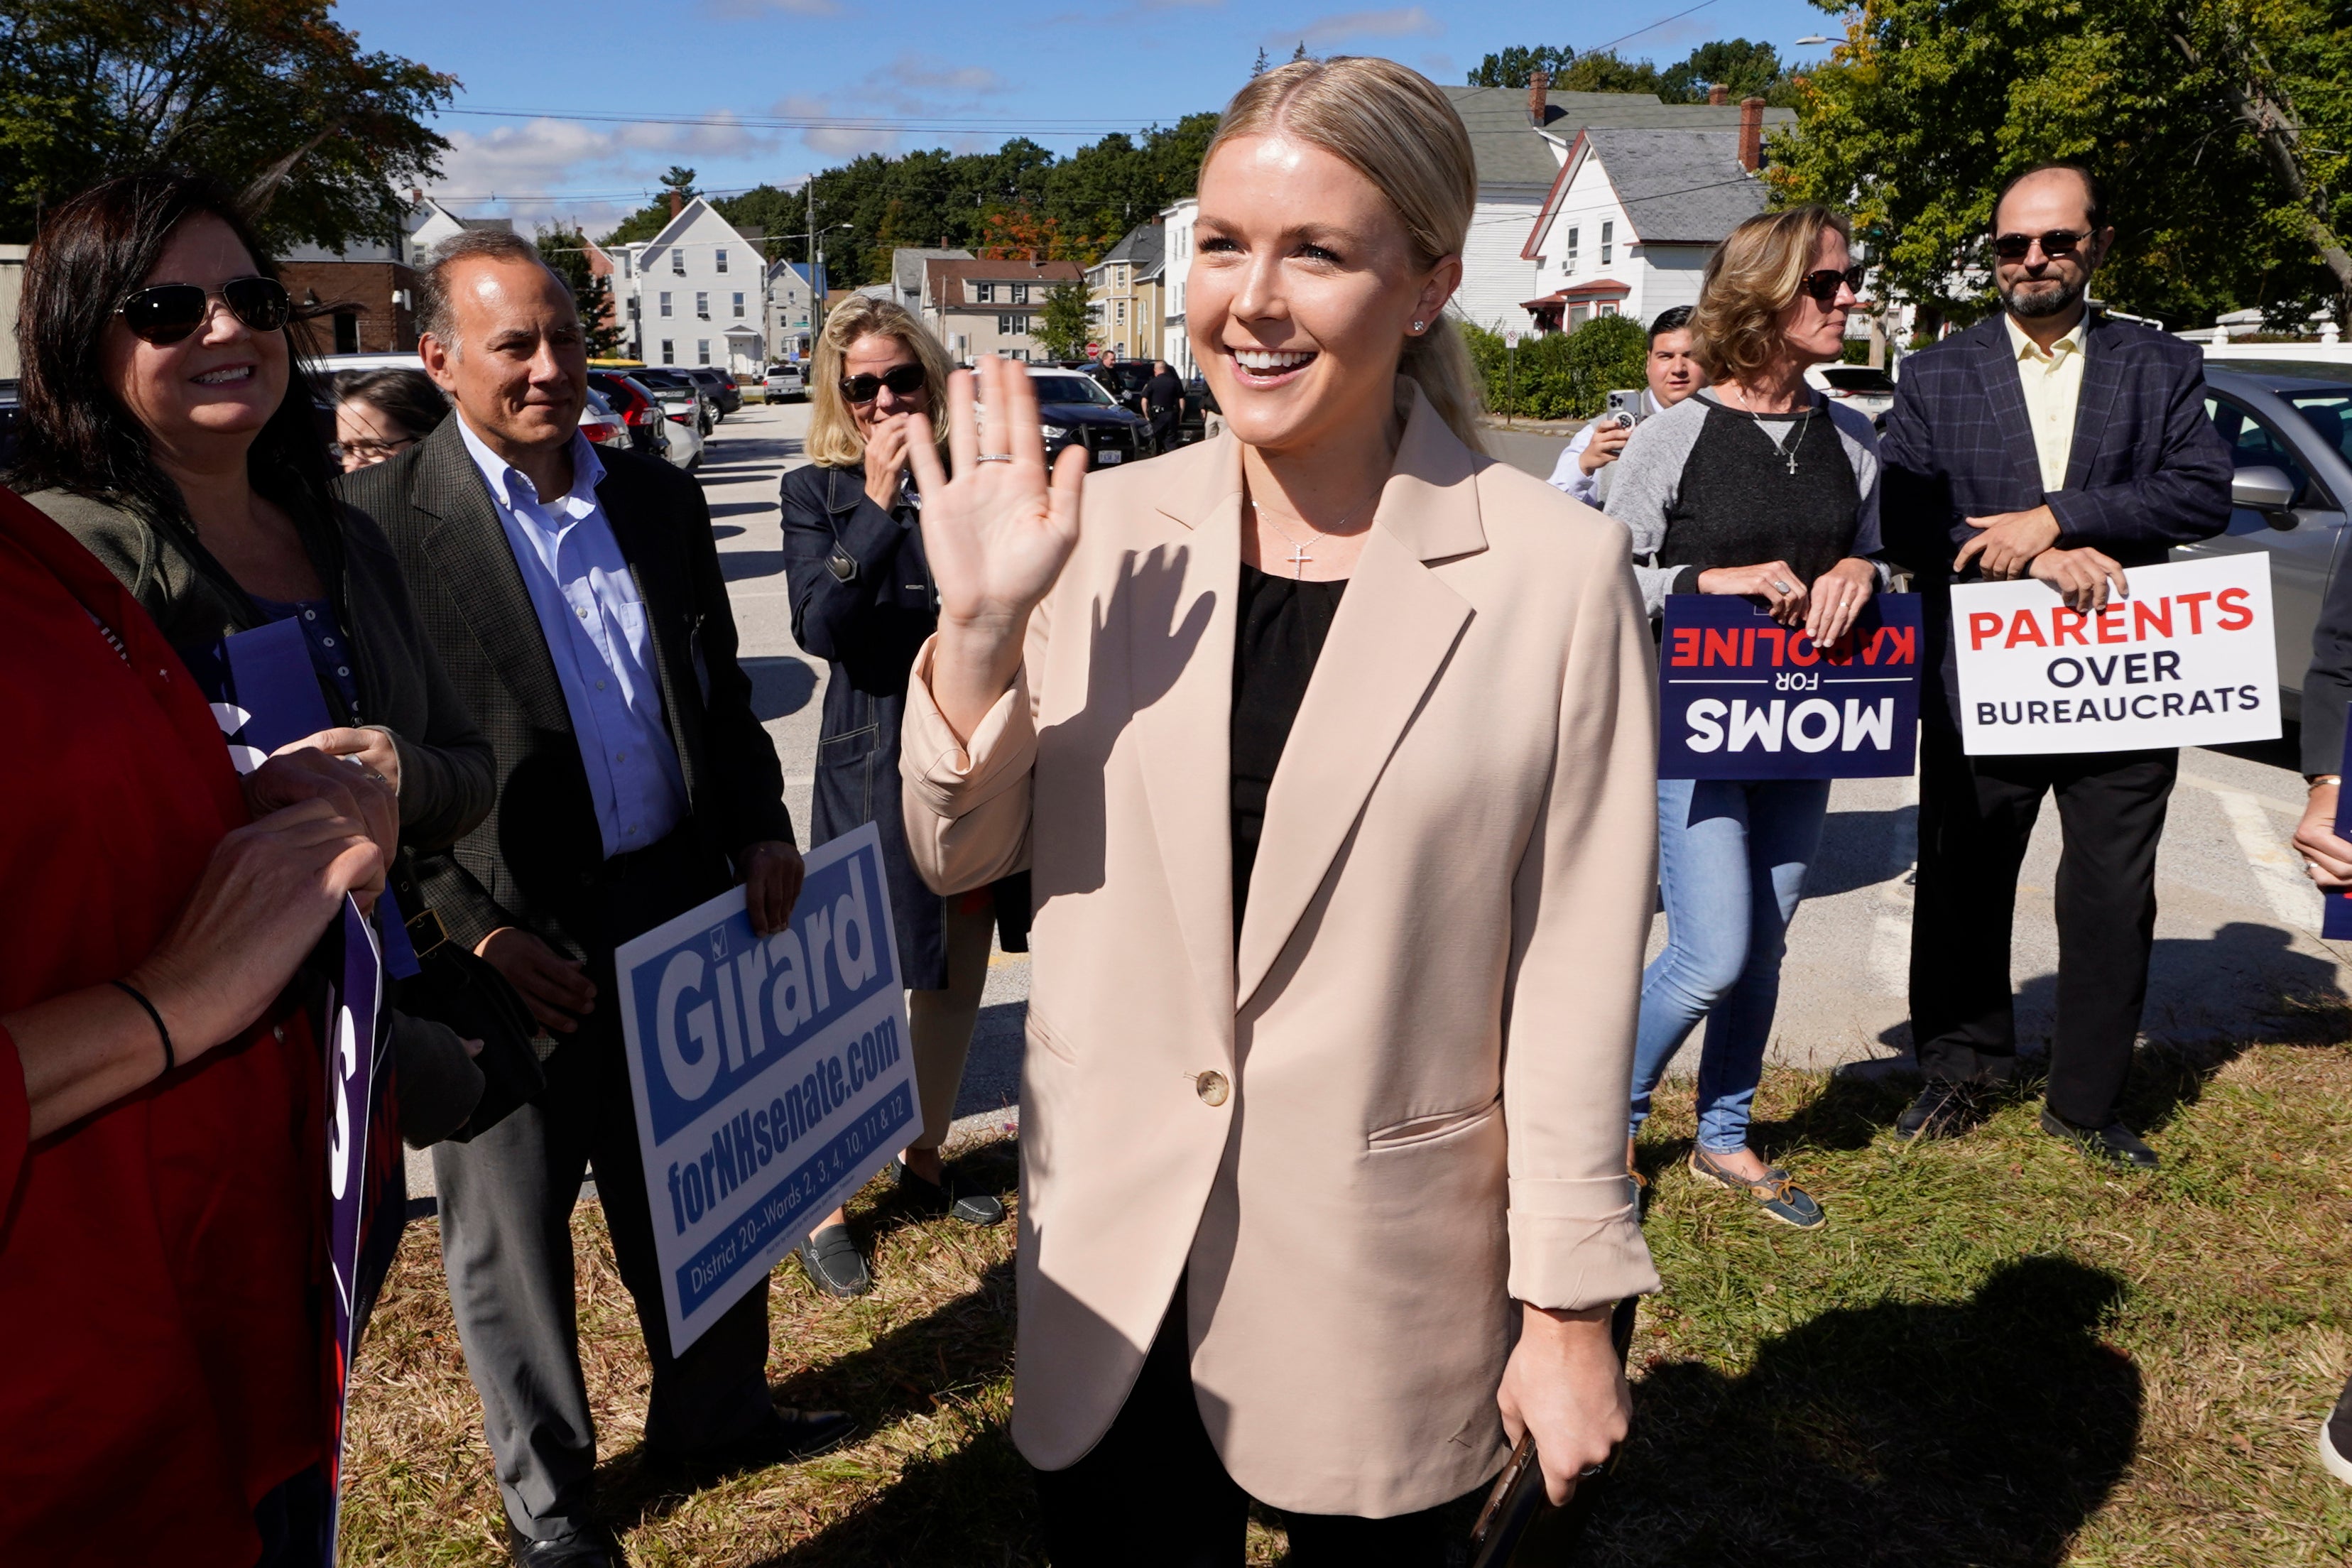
[{"xmin": 432, "ymin": 832, "xmax": 775, "ymax": 1542}]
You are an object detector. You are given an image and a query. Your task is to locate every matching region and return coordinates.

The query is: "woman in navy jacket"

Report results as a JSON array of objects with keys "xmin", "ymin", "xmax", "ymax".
[{"xmin": 780, "ymin": 297, "xmax": 1025, "ymax": 1295}]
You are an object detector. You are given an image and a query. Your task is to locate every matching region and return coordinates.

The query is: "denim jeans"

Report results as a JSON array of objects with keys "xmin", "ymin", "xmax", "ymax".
[{"xmin": 1630, "ymin": 776, "xmax": 1832, "ymax": 1154}]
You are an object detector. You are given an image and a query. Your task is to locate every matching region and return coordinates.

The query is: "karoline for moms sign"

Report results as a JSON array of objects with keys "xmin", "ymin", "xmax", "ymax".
[
  {"xmin": 616, "ymin": 822, "xmax": 915, "ymax": 1353},
  {"xmin": 1951, "ymin": 555, "xmax": 2280, "ymax": 756}
]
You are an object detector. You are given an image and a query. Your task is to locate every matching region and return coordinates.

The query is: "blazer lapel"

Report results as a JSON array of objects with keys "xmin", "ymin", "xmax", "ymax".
[
  {"xmin": 1135, "ymin": 432, "xmax": 1245, "ymax": 1030},
  {"xmin": 1234, "ymin": 385, "xmax": 1482, "ymax": 1011},
  {"xmin": 1971, "ymin": 322, "xmax": 2049, "ymax": 499},
  {"xmin": 2062, "ymin": 317, "xmax": 2123, "ymax": 491},
  {"xmin": 412, "ymin": 420, "xmax": 572, "ymax": 734}
]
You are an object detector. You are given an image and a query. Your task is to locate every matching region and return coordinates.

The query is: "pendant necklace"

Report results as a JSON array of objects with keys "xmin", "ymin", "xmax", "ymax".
[
  {"xmin": 1733, "ymin": 383, "xmax": 1814, "ymax": 477},
  {"xmin": 1253, "ymin": 491, "xmax": 1378, "ymax": 579}
]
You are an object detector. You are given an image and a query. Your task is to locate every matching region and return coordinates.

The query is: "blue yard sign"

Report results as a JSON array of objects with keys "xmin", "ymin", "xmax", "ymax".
[
  {"xmin": 616, "ymin": 822, "xmax": 915, "ymax": 1352},
  {"xmin": 1657, "ymin": 594, "xmax": 1925, "ymax": 780}
]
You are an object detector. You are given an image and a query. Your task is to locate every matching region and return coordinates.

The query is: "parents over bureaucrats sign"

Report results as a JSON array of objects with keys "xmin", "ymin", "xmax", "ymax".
[
  {"xmin": 617, "ymin": 822, "xmax": 915, "ymax": 1354},
  {"xmin": 1657, "ymin": 594, "xmax": 1924, "ymax": 780},
  {"xmin": 1951, "ymin": 555, "xmax": 2279, "ymax": 755}
]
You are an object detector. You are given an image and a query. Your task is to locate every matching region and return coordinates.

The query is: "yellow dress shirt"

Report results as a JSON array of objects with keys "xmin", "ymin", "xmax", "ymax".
[{"xmin": 2005, "ymin": 312, "xmax": 2086, "ymax": 494}]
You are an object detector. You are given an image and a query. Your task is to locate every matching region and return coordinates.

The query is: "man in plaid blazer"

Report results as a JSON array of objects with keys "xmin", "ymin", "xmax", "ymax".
[
  {"xmin": 1878, "ymin": 164, "xmax": 2231, "ymax": 1170},
  {"xmin": 340, "ymin": 232, "xmax": 849, "ymax": 1566}
]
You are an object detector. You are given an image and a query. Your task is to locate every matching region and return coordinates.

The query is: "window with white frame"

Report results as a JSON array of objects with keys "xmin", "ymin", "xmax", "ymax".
[
  {"xmin": 659, "ymin": 291, "xmax": 673, "ymax": 317},
  {"xmin": 732, "ymin": 292, "xmax": 745, "ymax": 317},
  {"xmin": 1598, "ymin": 301, "xmax": 1618, "ymax": 316},
  {"xmin": 1116, "ymin": 300, "xmax": 1126, "ymax": 323},
  {"xmin": 695, "ymin": 291, "xmax": 708, "ymax": 317},
  {"xmin": 660, "ymin": 339, "xmax": 674, "ymax": 361},
  {"xmin": 671, "ymin": 250, "xmax": 685, "ymax": 276},
  {"xmin": 697, "ymin": 340, "xmax": 710, "ymax": 364},
  {"xmin": 1564, "ymin": 227, "xmax": 1579, "ymax": 273},
  {"xmin": 716, "ymin": 248, "xmax": 728, "ymax": 273},
  {"xmin": 974, "ymin": 281, "xmax": 995, "ymax": 303},
  {"xmin": 1012, "ymin": 283, "xmax": 1030, "ymax": 305},
  {"xmin": 1601, "ymin": 221, "xmax": 1613, "ymax": 266},
  {"xmin": 998, "ymin": 313, "xmax": 1015, "ymax": 334}
]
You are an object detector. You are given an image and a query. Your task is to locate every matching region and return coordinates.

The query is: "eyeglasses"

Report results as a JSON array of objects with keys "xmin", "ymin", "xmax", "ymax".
[
  {"xmin": 332, "ymin": 435, "xmax": 416, "ymax": 464},
  {"xmin": 1797, "ymin": 266, "xmax": 1867, "ymax": 304},
  {"xmin": 1991, "ymin": 229, "xmax": 2089, "ymax": 261},
  {"xmin": 116, "ymin": 277, "xmax": 293, "ymax": 345},
  {"xmin": 839, "ymin": 364, "xmax": 927, "ymax": 403}
]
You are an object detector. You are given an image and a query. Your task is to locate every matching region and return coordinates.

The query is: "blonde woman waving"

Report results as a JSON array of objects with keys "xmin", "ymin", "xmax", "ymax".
[{"xmin": 898, "ymin": 59, "xmax": 1660, "ymax": 1563}]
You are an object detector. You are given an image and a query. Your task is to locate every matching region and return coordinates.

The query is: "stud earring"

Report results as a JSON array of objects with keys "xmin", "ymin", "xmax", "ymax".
[{"xmin": 1412, "ymin": 320, "xmax": 1425, "ymax": 332}]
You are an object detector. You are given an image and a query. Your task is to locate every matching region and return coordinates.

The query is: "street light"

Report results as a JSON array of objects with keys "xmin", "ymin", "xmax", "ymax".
[{"xmin": 1794, "ymin": 33, "xmax": 1832, "ymax": 45}]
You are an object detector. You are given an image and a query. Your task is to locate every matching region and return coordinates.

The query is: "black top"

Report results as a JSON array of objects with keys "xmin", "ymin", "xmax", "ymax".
[
  {"xmin": 1655, "ymin": 399, "xmax": 1861, "ymax": 591},
  {"xmin": 1231, "ymin": 562, "xmax": 1346, "ymax": 936}
]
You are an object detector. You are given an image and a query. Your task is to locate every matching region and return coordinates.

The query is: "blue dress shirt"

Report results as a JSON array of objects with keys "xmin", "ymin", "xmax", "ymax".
[{"xmin": 457, "ymin": 416, "xmax": 690, "ymax": 859}]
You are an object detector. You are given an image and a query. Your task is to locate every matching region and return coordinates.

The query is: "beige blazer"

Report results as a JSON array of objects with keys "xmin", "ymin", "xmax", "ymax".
[{"xmin": 900, "ymin": 380, "xmax": 1662, "ymax": 1517}]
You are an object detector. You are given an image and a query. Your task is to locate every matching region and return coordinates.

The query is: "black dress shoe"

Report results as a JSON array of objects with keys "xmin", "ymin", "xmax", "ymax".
[
  {"xmin": 506, "ymin": 1524, "xmax": 619, "ymax": 1567},
  {"xmin": 2039, "ymin": 1109, "xmax": 2159, "ymax": 1169},
  {"xmin": 891, "ymin": 1157, "xmax": 1006, "ymax": 1226},
  {"xmin": 651, "ymin": 1407, "xmax": 858, "ymax": 1487},
  {"xmin": 797, "ymin": 1224, "xmax": 872, "ymax": 1296},
  {"xmin": 1895, "ymin": 1079, "xmax": 1979, "ymax": 1141}
]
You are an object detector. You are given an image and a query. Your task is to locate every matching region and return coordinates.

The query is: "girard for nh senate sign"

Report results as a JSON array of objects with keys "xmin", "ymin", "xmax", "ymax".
[
  {"xmin": 616, "ymin": 823, "xmax": 915, "ymax": 1352},
  {"xmin": 1951, "ymin": 555, "xmax": 2280, "ymax": 756}
]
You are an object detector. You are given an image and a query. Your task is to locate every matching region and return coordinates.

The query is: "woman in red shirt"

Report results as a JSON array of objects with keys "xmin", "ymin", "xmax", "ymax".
[{"xmin": 0, "ymin": 485, "xmax": 388, "ymax": 1567}]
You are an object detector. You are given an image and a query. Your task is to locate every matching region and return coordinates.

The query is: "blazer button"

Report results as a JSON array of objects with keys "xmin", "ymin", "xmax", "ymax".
[{"xmin": 1195, "ymin": 1070, "xmax": 1230, "ymax": 1107}]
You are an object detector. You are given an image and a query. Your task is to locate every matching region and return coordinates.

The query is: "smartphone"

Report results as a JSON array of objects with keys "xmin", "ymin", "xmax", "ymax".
[
  {"xmin": 1604, "ymin": 388, "xmax": 1646, "ymax": 427},
  {"xmin": 1466, "ymin": 1296, "xmax": 1641, "ymax": 1567}
]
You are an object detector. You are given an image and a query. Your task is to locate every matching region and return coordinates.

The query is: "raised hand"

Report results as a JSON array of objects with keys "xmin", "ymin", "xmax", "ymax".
[{"xmin": 905, "ymin": 356, "xmax": 1089, "ymax": 741}]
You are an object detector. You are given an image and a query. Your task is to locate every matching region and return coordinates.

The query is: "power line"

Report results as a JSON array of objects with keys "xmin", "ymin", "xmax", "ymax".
[
  {"xmin": 1582, "ymin": 0, "xmax": 1723, "ymax": 58},
  {"xmin": 440, "ymin": 105, "xmax": 1187, "ymax": 136}
]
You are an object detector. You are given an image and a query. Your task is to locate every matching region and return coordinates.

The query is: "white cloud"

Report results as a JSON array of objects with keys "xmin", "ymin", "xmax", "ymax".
[
  {"xmin": 426, "ymin": 113, "xmax": 782, "ymax": 228},
  {"xmin": 1272, "ymin": 6, "xmax": 1442, "ymax": 49}
]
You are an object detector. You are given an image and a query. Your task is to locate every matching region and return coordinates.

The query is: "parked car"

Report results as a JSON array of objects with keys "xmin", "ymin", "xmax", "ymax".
[
  {"xmin": 1809, "ymin": 364, "xmax": 1899, "ymax": 425},
  {"xmin": 1026, "ymin": 366, "xmax": 1149, "ymax": 468},
  {"xmin": 1179, "ymin": 375, "xmax": 1219, "ymax": 447},
  {"xmin": 764, "ymin": 363, "xmax": 806, "ymax": 403},
  {"xmin": 578, "ymin": 385, "xmax": 628, "ymax": 450},
  {"xmin": 2173, "ymin": 364, "xmax": 2352, "ymax": 719},
  {"xmin": 1084, "ymin": 358, "xmax": 1159, "ymax": 420},
  {"xmin": 629, "ymin": 369, "xmax": 715, "ymax": 436},
  {"xmin": 682, "ymin": 366, "xmax": 741, "ymax": 417},
  {"xmin": 584, "ymin": 371, "xmax": 671, "ymax": 462}
]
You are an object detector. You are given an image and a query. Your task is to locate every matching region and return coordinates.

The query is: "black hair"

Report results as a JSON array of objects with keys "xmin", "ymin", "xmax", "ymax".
[
  {"xmin": 333, "ymin": 368, "xmax": 449, "ymax": 440},
  {"xmin": 1993, "ymin": 163, "xmax": 2105, "ymax": 234},
  {"xmin": 1648, "ymin": 305, "xmax": 1694, "ymax": 341},
  {"xmin": 11, "ymin": 170, "xmax": 336, "ymax": 531}
]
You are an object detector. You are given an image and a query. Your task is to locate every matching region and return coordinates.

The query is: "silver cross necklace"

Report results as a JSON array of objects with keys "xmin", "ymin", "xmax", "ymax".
[
  {"xmin": 1732, "ymin": 383, "xmax": 1815, "ymax": 477},
  {"xmin": 1253, "ymin": 491, "xmax": 1378, "ymax": 579}
]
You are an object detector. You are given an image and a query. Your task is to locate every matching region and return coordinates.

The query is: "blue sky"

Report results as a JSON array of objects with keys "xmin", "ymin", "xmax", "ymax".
[{"xmin": 333, "ymin": 0, "xmax": 1838, "ymax": 234}]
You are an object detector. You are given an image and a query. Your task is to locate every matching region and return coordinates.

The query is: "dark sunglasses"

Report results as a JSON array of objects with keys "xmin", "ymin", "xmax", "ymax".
[
  {"xmin": 1991, "ymin": 229, "xmax": 2089, "ymax": 261},
  {"xmin": 1797, "ymin": 265, "xmax": 1868, "ymax": 304},
  {"xmin": 116, "ymin": 276, "xmax": 293, "ymax": 345},
  {"xmin": 839, "ymin": 364, "xmax": 927, "ymax": 403}
]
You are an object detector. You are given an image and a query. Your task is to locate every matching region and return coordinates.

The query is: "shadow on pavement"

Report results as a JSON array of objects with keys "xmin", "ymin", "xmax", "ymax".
[
  {"xmin": 741, "ymin": 655, "xmax": 817, "ymax": 720},
  {"xmin": 1578, "ymin": 1256, "xmax": 2139, "ymax": 1567},
  {"xmin": 720, "ymin": 550, "xmax": 788, "ymax": 583},
  {"xmin": 1803, "ymin": 802, "xmax": 1917, "ymax": 900}
]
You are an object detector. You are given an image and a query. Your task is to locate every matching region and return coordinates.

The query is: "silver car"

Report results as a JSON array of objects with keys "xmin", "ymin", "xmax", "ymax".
[{"xmin": 2175, "ymin": 363, "xmax": 2352, "ymax": 720}]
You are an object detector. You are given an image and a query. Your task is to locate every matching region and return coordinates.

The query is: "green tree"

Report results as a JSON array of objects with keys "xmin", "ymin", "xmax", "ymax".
[
  {"xmin": 1772, "ymin": 0, "xmax": 2352, "ymax": 330},
  {"xmin": 1467, "ymin": 45, "xmax": 1578, "ymax": 88},
  {"xmin": 603, "ymin": 165, "xmax": 702, "ymax": 247},
  {"xmin": 1034, "ymin": 280, "xmax": 1091, "ymax": 360},
  {"xmin": 1462, "ymin": 315, "xmax": 1645, "ymax": 420},
  {"xmin": 535, "ymin": 225, "xmax": 622, "ymax": 357},
  {"xmin": 1657, "ymin": 39, "xmax": 1801, "ymax": 108},
  {"xmin": 0, "ymin": 0, "xmax": 454, "ymax": 248},
  {"xmin": 1554, "ymin": 51, "xmax": 1666, "ymax": 95}
]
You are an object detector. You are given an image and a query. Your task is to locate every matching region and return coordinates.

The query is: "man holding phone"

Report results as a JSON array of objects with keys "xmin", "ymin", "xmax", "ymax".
[{"xmin": 1547, "ymin": 305, "xmax": 1706, "ymax": 506}]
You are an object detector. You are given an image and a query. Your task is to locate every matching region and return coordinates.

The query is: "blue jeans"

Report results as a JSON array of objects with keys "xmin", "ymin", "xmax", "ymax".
[{"xmin": 1630, "ymin": 777, "xmax": 1832, "ymax": 1154}]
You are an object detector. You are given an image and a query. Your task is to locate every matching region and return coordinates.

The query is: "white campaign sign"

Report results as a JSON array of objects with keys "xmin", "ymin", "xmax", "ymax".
[
  {"xmin": 1952, "ymin": 555, "xmax": 2280, "ymax": 755},
  {"xmin": 616, "ymin": 823, "xmax": 916, "ymax": 1352}
]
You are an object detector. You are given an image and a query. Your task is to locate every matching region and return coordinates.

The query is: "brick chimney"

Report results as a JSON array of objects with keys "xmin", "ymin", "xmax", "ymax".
[
  {"xmin": 1707, "ymin": 83, "xmax": 1729, "ymax": 107},
  {"xmin": 1527, "ymin": 70, "xmax": 1549, "ymax": 126},
  {"xmin": 1738, "ymin": 97, "xmax": 1765, "ymax": 171},
  {"xmin": 668, "ymin": 191, "xmax": 682, "ymax": 217}
]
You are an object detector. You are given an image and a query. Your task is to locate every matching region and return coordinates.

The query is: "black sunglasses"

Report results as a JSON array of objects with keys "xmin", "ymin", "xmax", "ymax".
[
  {"xmin": 839, "ymin": 364, "xmax": 927, "ymax": 403},
  {"xmin": 116, "ymin": 276, "xmax": 293, "ymax": 345},
  {"xmin": 1797, "ymin": 265, "xmax": 1867, "ymax": 304},
  {"xmin": 1991, "ymin": 229, "xmax": 2089, "ymax": 261}
]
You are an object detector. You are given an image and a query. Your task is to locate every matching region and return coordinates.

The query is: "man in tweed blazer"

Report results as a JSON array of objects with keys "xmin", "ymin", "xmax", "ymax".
[
  {"xmin": 1879, "ymin": 165, "xmax": 2231, "ymax": 1170},
  {"xmin": 339, "ymin": 232, "xmax": 847, "ymax": 1567}
]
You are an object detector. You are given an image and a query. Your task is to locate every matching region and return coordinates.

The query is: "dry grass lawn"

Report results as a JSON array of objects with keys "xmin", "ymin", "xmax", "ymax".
[{"xmin": 342, "ymin": 1035, "xmax": 2352, "ymax": 1566}]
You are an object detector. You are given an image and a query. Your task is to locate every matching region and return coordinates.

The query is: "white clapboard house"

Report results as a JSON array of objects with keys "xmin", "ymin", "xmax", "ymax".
[{"xmin": 606, "ymin": 196, "xmax": 772, "ymax": 374}]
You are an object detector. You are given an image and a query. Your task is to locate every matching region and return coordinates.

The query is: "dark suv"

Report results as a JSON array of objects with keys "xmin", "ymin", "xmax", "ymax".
[
  {"xmin": 1027, "ymin": 367, "xmax": 1150, "ymax": 469},
  {"xmin": 681, "ymin": 367, "xmax": 741, "ymax": 417}
]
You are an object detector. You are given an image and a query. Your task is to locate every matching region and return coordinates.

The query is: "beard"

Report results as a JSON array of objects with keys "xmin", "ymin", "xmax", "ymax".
[{"xmin": 2001, "ymin": 271, "xmax": 2086, "ymax": 320}]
